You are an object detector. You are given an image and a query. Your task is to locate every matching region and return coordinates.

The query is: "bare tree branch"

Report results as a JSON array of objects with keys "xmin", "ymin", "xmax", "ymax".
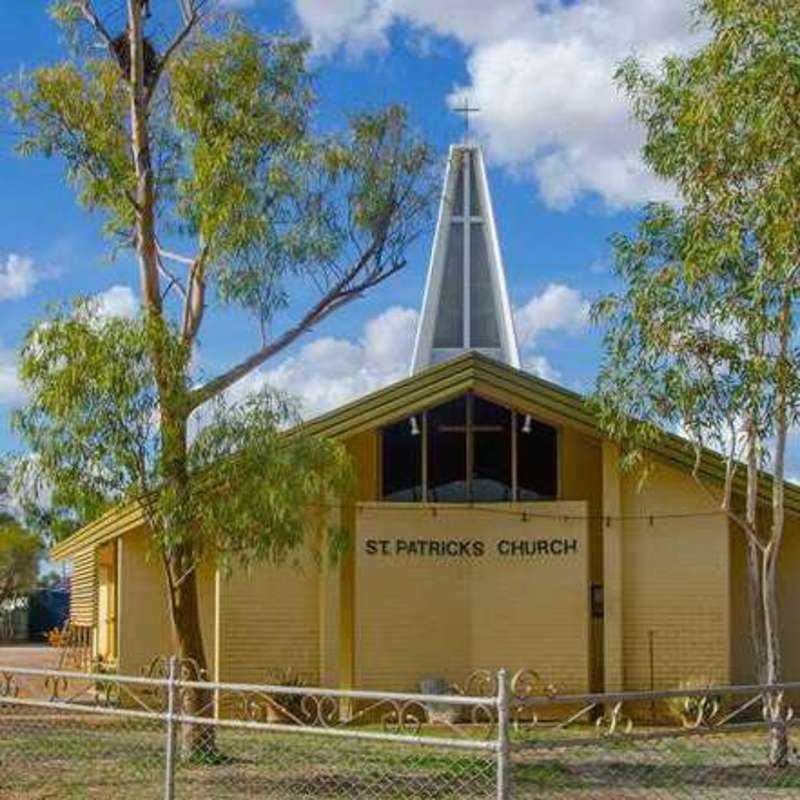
[
  {"xmin": 181, "ymin": 245, "xmax": 210, "ymax": 345},
  {"xmin": 147, "ymin": 0, "xmax": 210, "ymax": 98},
  {"xmin": 156, "ymin": 252, "xmax": 187, "ymax": 300},
  {"xmin": 157, "ymin": 245, "xmax": 197, "ymax": 266},
  {"xmin": 76, "ymin": 1, "xmax": 118, "ymax": 56},
  {"xmin": 186, "ymin": 246, "xmax": 405, "ymax": 409}
]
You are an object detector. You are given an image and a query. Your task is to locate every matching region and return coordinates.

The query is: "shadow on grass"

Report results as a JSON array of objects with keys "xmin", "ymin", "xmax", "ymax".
[
  {"xmin": 514, "ymin": 760, "xmax": 800, "ymax": 790},
  {"xmin": 176, "ymin": 768, "xmax": 491, "ymax": 799}
]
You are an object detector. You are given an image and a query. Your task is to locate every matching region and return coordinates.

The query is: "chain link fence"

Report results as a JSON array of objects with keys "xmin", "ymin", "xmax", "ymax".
[
  {"xmin": 2, "ymin": 665, "xmax": 800, "ymax": 798},
  {"xmin": 509, "ymin": 682, "xmax": 800, "ymax": 799},
  {"xmin": 0, "ymin": 664, "xmax": 499, "ymax": 799}
]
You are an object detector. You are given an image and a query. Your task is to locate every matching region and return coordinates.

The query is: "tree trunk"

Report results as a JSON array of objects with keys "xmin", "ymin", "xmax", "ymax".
[
  {"xmin": 159, "ymin": 402, "xmax": 217, "ymax": 760},
  {"xmin": 764, "ymin": 292, "xmax": 791, "ymax": 768},
  {"xmin": 744, "ymin": 427, "xmax": 766, "ymax": 682},
  {"xmin": 169, "ymin": 561, "xmax": 217, "ymax": 760},
  {"xmin": 762, "ymin": 547, "xmax": 788, "ymax": 767}
]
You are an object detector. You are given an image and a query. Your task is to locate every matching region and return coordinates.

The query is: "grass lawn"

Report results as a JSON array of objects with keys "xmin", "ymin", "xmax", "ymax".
[
  {"xmin": 0, "ymin": 710, "xmax": 495, "ymax": 799},
  {"xmin": 510, "ymin": 726, "xmax": 800, "ymax": 798},
  {"xmin": 2, "ymin": 708, "xmax": 800, "ymax": 798}
]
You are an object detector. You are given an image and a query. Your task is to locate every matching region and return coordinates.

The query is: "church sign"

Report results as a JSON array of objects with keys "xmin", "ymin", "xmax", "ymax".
[
  {"xmin": 363, "ymin": 537, "xmax": 580, "ymax": 558},
  {"xmin": 353, "ymin": 501, "xmax": 591, "ymax": 694}
]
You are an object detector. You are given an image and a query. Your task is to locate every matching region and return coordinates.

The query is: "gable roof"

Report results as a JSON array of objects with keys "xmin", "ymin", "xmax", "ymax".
[{"xmin": 51, "ymin": 350, "xmax": 800, "ymax": 560}]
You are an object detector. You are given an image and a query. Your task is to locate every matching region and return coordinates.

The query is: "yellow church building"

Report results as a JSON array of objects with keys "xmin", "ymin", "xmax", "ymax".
[{"xmin": 52, "ymin": 143, "xmax": 800, "ymax": 697}]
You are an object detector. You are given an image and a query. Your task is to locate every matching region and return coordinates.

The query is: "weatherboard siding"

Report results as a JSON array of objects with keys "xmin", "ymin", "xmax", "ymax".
[
  {"xmin": 217, "ymin": 559, "xmax": 321, "ymax": 686},
  {"xmin": 70, "ymin": 548, "xmax": 98, "ymax": 627},
  {"xmin": 117, "ymin": 528, "xmax": 216, "ymax": 679}
]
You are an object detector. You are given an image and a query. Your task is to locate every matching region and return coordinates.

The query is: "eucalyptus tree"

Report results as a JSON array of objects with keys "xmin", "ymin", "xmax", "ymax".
[
  {"xmin": 593, "ymin": 0, "xmax": 800, "ymax": 765},
  {"xmin": 7, "ymin": 0, "xmax": 432, "ymax": 752},
  {"xmin": 0, "ymin": 517, "xmax": 41, "ymax": 608}
]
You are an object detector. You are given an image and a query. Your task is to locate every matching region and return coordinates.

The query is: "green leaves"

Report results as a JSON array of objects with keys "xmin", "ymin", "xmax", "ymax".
[
  {"xmin": 0, "ymin": 517, "xmax": 41, "ymax": 603},
  {"xmin": 618, "ymin": 1, "xmax": 800, "ymax": 278},
  {"xmin": 9, "ymin": 61, "xmax": 135, "ymax": 241},
  {"xmin": 185, "ymin": 392, "xmax": 352, "ymax": 572},
  {"xmin": 7, "ymin": 6, "xmax": 430, "ymax": 586},
  {"xmin": 13, "ymin": 302, "xmax": 169, "ymax": 524},
  {"xmin": 596, "ymin": 0, "xmax": 800, "ymax": 487},
  {"xmin": 13, "ymin": 299, "xmax": 351, "ymax": 566}
]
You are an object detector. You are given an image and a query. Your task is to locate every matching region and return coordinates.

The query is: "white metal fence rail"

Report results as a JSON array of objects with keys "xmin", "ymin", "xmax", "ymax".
[
  {"xmin": 0, "ymin": 662, "xmax": 503, "ymax": 799},
  {"xmin": 3, "ymin": 665, "xmax": 800, "ymax": 798}
]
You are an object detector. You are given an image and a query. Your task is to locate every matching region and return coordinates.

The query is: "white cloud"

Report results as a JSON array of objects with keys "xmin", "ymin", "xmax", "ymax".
[
  {"xmin": 228, "ymin": 305, "xmax": 419, "ymax": 417},
  {"xmin": 0, "ymin": 348, "xmax": 23, "ymax": 405},
  {"xmin": 523, "ymin": 354, "xmax": 561, "ymax": 383},
  {"xmin": 292, "ymin": 0, "xmax": 701, "ymax": 208},
  {"xmin": 92, "ymin": 285, "xmax": 138, "ymax": 319},
  {"xmin": 218, "ymin": 283, "xmax": 589, "ymax": 418},
  {"xmin": 0, "ymin": 254, "xmax": 42, "ymax": 301},
  {"xmin": 514, "ymin": 283, "xmax": 590, "ymax": 348}
]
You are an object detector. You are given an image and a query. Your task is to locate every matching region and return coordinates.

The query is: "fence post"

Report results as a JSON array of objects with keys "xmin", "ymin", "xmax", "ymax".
[
  {"xmin": 496, "ymin": 668, "xmax": 510, "ymax": 799},
  {"xmin": 164, "ymin": 656, "xmax": 178, "ymax": 800}
]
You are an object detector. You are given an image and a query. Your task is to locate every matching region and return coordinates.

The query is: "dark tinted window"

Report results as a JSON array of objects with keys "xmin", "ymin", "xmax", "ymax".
[
  {"xmin": 382, "ymin": 415, "xmax": 423, "ymax": 501},
  {"xmin": 380, "ymin": 394, "xmax": 558, "ymax": 504},
  {"xmin": 517, "ymin": 414, "xmax": 558, "ymax": 500},
  {"xmin": 432, "ymin": 222, "xmax": 464, "ymax": 348},
  {"xmin": 470, "ymin": 224, "xmax": 501, "ymax": 348},
  {"xmin": 427, "ymin": 396, "xmax": 468, "ymax": 502},
  {"xmin": 472, "ymin": 396, "xmax": 512, "ymax": 501}
]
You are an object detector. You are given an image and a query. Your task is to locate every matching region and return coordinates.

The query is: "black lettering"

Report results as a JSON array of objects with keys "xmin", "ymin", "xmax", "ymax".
[
  {"xmin": 564, "ymin": 538, "xmax": 578, "ymax": 554},
  {"xmin": 551, "ymin": 539, "xmax": 563, "ymax": 555},
  {"xmin": 459, "ymin": 541, "xmax": 470, "ymax": 556},
  {"xmin": 396, "ymin": 540, "xmax": 409, "ymax": 554},
  {"xmin": 365, "ymin": 539, "xmax": 378, "ymax": 555},
  {"xmin": 380, "ymin": 540, "xmax": 391, "ymax": 555},
  {"xmin": 408, "ymin": 541, "xmax": 420, "ymax": 555},
  {"xmin": 497, "ymin": 540, "xmax": 509, "ymax": 556},
  {"xmin": 473, "ymin": 540, "xmax": 485, "ymax": 557},
  {"xmin": 537, "ymin": 540, "xmax": 550, "ymax": 555},
  {"xmin": 446, "ymin": 540, "xmax": 459, "ymax": 556}
]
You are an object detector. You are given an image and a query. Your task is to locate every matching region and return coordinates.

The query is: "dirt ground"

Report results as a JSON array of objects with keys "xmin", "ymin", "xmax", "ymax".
[{"xmin": 0, "ymin": 643, "xmax": 60, "ymax": 670}]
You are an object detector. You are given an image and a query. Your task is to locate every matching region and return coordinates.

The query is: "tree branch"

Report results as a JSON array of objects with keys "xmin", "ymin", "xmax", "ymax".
[
  {"xmin": 186, "ymin": 246, "xmax": 403, "ymax": 410},
  {"xmin": 157, "ymin": 245, "xmax": 197, "ymax": 266},
  {"xmin": 156, "ymin": 251, "xmax": 187, "ymax": 300},
  {"xmin": 147, "ymin": 0, "xmax": 209, "ymax": 99},
  {"xmin": 181, "ymin": 245, "xmax": 209, "ymax": 345},
  {"xmin": 76, "ymin": 1, "xmax": 118, "ymax": 57}
]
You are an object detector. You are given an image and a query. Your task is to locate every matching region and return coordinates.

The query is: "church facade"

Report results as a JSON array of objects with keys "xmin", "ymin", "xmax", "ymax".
[{"xmin": 52, "ymin": 145, "xmax": 800, "ymax": 696}]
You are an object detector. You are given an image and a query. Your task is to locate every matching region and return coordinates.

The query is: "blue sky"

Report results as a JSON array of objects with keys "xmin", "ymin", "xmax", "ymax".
[{"xmin": 3, "ymin": 1, "xmax": 795, "ymax": 476}]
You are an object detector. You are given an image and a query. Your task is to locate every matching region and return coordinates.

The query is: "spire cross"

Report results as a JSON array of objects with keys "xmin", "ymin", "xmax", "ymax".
[{"xmin": 453, "ymin": 99, "xmax": 481, "ymax": 141}]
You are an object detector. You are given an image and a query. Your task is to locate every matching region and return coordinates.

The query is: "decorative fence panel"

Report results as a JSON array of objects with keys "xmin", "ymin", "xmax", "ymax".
[
  {"xmin": 508, "ymin": 682, "xmax": 800, "ymax": 799},
  {"xmin": 0, "ymin": 664, "xmax": 500, "ymax": 799},
  {"xmin": 2, "ymin": 665, "xmax": 800, "ymax": 798}
]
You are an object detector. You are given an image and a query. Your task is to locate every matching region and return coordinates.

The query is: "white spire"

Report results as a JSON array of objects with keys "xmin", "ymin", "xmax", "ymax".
[{"xmin": 411, "ymin": 144, "xmax": 520, "ymax": 374}]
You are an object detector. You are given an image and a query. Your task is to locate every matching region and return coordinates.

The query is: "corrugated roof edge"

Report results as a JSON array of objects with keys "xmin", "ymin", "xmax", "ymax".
[{"xmin": 51, "ymin": 351, "xmax": 800, "ymax": 560}]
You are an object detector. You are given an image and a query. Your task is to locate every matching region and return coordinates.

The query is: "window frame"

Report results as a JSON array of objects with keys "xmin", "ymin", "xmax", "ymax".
[{"xmin": 378, "ymin": 392, "xmax": 560, "ymax": 503}]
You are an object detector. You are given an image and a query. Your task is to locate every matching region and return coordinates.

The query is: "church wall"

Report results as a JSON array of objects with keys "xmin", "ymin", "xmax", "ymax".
[
  {"xmin": 561, "ymin": 430, "xmax": 604, "ymax": 691},
  {"xmin": 620, "ymin": 464, "xmax": 730, "ymax": 690},
  {"xmin": 216, "ymin": 557, "xmax": 321, "ymax": 686},
  {"xmin": 335, "ymin": 430, "xmax": 380, "ymax": 689},
  {"xmin": 560, "ymin": 430, "xmax": 603, "ymax": 583},
  {"xmin": 117, "ymin": 527, "xmax": 216, "ymax": 679},
  {"xmin": 352, "ymin": 502, "xmax": 590, "ymax": 693}
]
